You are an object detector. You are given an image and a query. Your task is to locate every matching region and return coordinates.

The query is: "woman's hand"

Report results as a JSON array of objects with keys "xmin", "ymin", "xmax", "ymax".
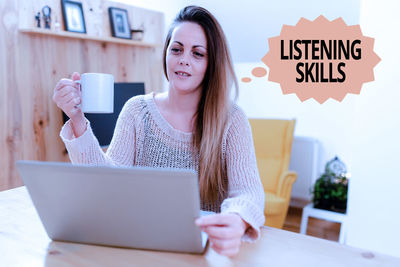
[
  {"xmin": 52, "ymin": 72, "xmax": 86, "ymax": 137},
  {"xmin": 195, "ymin": 213, "xmax": 249, "ymax": 257}
]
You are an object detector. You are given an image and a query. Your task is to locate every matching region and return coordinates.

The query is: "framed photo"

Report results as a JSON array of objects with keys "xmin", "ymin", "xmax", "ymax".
[
  {"xmin": 108, "ymin": 7, "xmax": 132, "ymax": 39},
  {"xmin": 61, "ymin": 0, "xmax": 86, "ymax": 33}
]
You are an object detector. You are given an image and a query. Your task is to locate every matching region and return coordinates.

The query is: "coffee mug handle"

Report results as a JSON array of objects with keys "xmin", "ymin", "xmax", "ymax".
[{"xmin": 73, "ymin": 80, "xmax": 82, "ymax": 109}]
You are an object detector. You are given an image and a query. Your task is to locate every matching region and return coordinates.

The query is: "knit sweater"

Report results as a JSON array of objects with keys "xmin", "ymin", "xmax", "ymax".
[{"xmin": 60, "ymin": 93, "xmax": 265, "ymax": 241}]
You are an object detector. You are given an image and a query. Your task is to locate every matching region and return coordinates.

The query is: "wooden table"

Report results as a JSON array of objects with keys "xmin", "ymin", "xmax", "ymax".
[{"xmin": 1, "ymin": 187, "xmax": 399, "ymax": 267}]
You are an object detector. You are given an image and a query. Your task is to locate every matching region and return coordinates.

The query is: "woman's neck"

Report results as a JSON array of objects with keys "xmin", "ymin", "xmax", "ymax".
[
  {"xmin": 164, "ymin": 86, "xmax": 201, "ymax": 116},
  {"xmin": 154, "ymin": 86, "xmax": 201, "ymax": 133}
]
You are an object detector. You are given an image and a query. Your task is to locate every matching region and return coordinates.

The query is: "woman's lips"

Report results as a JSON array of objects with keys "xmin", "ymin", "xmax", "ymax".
[{"xmin": 175, "ymin": 71, "xmax": 191, "ymax": 77}]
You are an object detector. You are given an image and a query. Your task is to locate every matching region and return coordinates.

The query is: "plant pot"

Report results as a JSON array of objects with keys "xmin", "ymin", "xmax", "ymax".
[{"xmin": 313, "ymin": 199, "xmax": 347, "ymax": 213}]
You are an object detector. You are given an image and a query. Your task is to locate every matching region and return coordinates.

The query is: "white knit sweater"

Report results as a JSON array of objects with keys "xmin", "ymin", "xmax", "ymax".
[{"xmin": 60, "ymin": 93, "xmax": 265, "ymax": 241}]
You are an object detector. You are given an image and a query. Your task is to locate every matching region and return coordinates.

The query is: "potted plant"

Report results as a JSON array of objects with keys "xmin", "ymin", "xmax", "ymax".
[{"xmin": 311, "ymin": 157, "xmax": 349, "ymax": 213}]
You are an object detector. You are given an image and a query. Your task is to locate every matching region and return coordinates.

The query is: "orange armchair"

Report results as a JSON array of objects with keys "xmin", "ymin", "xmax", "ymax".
[{"xmin": 249, "ymin": 119, "xmax": 297, "ymax": 229}]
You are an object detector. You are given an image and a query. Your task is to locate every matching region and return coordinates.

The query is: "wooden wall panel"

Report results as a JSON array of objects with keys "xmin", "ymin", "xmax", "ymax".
[
  {"xmin": 1, "ymin": 0, "xmax": 23, "ymax": 190},
  {"xmin": 0, "ymin": 0, "xmax": 164, "ymax": 191}
]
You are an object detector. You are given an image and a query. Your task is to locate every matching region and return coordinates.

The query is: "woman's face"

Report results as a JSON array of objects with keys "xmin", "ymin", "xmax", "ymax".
[{"xmin": 166, "ymin": 22, "xmax": 208, "ymax": 95}]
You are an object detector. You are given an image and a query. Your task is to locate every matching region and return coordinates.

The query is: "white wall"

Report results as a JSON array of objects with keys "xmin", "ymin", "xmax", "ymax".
[{"xmin": 345, "ymin": 0, "xmax": 400, "ymax": 257}]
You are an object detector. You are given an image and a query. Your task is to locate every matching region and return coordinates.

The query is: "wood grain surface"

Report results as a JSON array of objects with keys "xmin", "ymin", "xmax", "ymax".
[{"xmin": 1, "ymin": 186, "xmax": 400, "ymax": 267}]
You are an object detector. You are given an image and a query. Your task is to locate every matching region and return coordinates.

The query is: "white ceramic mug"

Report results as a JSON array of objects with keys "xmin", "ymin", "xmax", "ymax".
[{"xmin": 75, "ymin": 73, "xmax": 114, "ymax": 113}]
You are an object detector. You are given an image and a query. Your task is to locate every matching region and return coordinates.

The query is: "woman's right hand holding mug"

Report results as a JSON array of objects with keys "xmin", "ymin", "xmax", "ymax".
[{"xmin": 53, "ymin": 72, "xmax": 87, "ymax": 137}]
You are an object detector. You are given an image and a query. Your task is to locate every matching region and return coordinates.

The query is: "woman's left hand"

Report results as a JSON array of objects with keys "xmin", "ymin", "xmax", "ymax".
[{"xmin": 195, "ymin": 213, "xmax": 249, "ymax": 257}]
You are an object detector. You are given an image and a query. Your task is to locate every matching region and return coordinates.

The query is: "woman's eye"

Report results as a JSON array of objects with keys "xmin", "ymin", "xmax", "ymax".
[
  {"xmin": 193, "ymin": 52, "xmax": 204, "ymax": 57},
  {"xmin": 171, "ymin": 48, "xmax": 181, "ymax": 53}
]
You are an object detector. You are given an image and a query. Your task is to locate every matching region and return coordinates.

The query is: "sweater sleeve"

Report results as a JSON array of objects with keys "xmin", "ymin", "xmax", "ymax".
[
  {"xmin": 59, "ymin": 96, "xmax": 140, "ymax": 166},
  {"xmin": 220, "ymin": 106, "xmax": 265, "ymax": 242}
]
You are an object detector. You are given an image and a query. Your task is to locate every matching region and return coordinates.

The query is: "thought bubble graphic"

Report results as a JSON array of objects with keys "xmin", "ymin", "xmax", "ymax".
[
  {"xmin": 262, "ymin": 15, "xmax": 381, "ymax": 103},
  {"xmin": 241, "ymin": 67, "xmax": 267, "ymax": 83}
]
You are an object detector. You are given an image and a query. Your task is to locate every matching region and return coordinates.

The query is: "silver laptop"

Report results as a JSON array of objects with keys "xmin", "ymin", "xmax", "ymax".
[{"xmin": 16, "ymin": 160, "xmax": 211, "ymax": 254}]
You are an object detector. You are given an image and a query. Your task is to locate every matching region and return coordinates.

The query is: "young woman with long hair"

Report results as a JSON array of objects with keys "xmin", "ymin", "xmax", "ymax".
[{"xmin": 53, "ymin": 6, "xmax": 265, "ymax": 256}]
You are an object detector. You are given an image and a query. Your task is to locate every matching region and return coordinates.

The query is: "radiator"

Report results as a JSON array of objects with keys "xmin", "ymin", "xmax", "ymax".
[{"xmin": 289, "ymin": 136, "xmax": 324, "ymax": 203}]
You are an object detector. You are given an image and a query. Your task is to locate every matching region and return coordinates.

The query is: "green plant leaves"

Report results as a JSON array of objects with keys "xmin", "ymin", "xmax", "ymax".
[{"xmin": 311, "ymin": 170, "xmax": 348, "ymax": 213}]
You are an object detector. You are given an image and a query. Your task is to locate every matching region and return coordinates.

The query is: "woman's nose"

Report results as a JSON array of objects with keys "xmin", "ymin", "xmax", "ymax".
[
  {"xmin": 179, "ymin": 54, "xmax": 190, "ymax": 66},
  {"xmin": 179, "ymin": 59, "xmax": 189, "ymax": 66}
]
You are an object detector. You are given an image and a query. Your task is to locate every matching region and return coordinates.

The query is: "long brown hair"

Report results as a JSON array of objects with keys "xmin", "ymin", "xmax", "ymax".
[{"xmin": 163, "ymin": 6, "xmax": 238, "ymax": 204}]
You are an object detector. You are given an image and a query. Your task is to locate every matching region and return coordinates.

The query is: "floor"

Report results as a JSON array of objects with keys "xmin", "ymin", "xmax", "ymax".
[{"xmin": 283, "ymin": 206, "xmax": 341, "ymax": 242}]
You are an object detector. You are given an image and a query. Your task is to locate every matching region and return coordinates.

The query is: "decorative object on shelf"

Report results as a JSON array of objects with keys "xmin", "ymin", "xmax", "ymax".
[
  {"xmin": 311, "ymin": 156, "xmax": 349, "ymax": 213},
  {"xmin": 42, "ymin": 5, "xmax": 52, "ymax": 29},
  {"xmin": 35, "ymin": 12, "xmax": 41, "ymax": 28},
  {"xmin": 54, "ymin": 15, "xmax": 61, "ymax": 32},
  {"xmin": 61, "ymin": 0, "xmax": 86, "ymax": 34},
  {"xmin": 131, "ymin": 29, "xmax": 144, "ymax": 41},
  {"xmin": 131, "ymin": 23, "xmax": 144, "ymax": 41},
  {"xmin": 108, "ymin": 7, "xmax": 132, "ymax": 39}
]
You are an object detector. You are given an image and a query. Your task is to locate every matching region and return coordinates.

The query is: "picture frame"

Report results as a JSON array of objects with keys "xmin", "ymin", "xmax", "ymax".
[
  {"xmin": 61, "ymin": 0, "xmax": 86, "ymax": 34},
  {"xmin": 108, "ymin": 7, "xmax": 132, "ymax": 39}
]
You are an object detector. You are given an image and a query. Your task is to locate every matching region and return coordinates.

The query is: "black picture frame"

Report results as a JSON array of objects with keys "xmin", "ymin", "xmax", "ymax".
[
  {"xmin": 61, "ymin": 0, "xmax": 86, "ymax": 33},
  {"xmin": 108, "ymin": 7, "xmax": 132, "ymax": 39}
]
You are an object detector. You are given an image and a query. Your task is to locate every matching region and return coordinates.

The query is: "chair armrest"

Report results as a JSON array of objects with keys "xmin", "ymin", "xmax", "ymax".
[{"xmin": 276, "ymin": 171, "xmax": 297, "ymax": 198}]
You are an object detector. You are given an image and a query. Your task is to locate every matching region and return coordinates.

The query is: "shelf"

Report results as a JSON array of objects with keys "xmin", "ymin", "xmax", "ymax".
[{"xmin": 19, "ymin": 28, "xmax": 160, "ymax": 48}]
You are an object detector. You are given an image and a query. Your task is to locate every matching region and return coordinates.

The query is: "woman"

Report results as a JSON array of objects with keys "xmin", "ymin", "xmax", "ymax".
[{"xmin": 53, "ymin": 6, "xmax": 265, "ymax": 257}]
